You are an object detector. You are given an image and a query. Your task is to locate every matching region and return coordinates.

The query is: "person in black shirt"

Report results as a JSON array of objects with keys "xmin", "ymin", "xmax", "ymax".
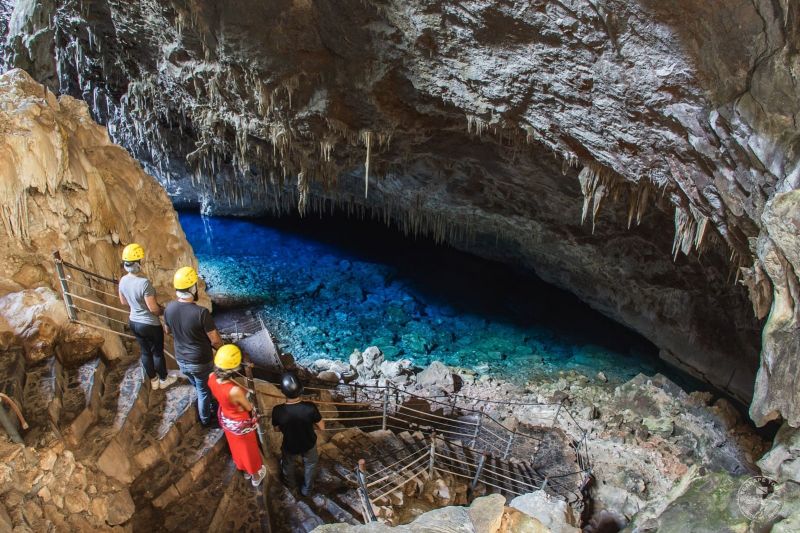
[
  {"xmin": 164, "ymin": 266, "xmax": 223, "ymax": 427},
  {"xmin": 271, "ymin": 373, "xmax": 324, "ymax": 496}
]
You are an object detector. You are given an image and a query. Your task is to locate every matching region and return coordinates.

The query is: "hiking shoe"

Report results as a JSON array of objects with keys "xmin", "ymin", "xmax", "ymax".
[
  {"xmin": 251, "ymin": 465, "xmax": 267, "ymax": 487},
  {"xmin": 159, "ymin": 375, "xmax": 178, "ymax": 389},
  {"xmin": 150, "ymin": 378, "xmax": 160, "ymax": 390}
]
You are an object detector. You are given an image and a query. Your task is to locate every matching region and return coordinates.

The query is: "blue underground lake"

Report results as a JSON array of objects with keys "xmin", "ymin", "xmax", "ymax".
[{"xmin": 179, "ymin": 211, "xmax": 677, "ymax": 386}]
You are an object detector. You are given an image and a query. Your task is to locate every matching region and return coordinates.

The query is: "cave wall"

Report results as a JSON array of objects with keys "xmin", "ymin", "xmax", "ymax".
[{"xmin": 1, "ymin": 0, "xmax": 798, "ymax": 423}]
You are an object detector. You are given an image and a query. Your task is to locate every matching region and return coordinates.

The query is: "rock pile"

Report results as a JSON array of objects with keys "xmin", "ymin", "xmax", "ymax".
[
  {"xmin": 312, "ymin": 346, "xmax": 416, "ymax": 386},
  {"xmin": 313, "ymin": 492, "xmax": 578, "ymax": 533},
  {"xmin": 0, "ymin": 437, "xmax": 134, "ymax": 531}
]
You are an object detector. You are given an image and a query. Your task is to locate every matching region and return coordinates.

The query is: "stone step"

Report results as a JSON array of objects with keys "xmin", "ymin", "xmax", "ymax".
[
  {"xmin": 96, "ymin": 379, "xmax": 196, "ymax": 483},
  {"xmin": 0, "ymin": 347, "xmax": 25, "ymax": 407},
  {"xmin": 314, "ymin": 462, "xmax": 365, "ymax": 521},
  {"xmin": 128, "ymin": 382, "xmax": 197, "ymax": 473},
  {"xmin": 269, "ymin": 483, "xmax": 325, "ymax": 533},
  {"xmin": 22, "ymin": 357, "xmax": 60, "ymax": 436},
  {"xmin": 61, "ymin": 357, "xmax": 108, "ymax": 446},
  {"xmin": 207, "ymin": 463, "xmax": 267, "ymax": 532},
  {"xmin": 133, "ymin": 424, "xmax": 225, "ymax": 510},
  {"xmin": 129, "ymin": 435, "xmax": 240, "ymax": 532},
  {"xmin": 310, "ymin": 493, "xmax": 361, "ymax": 526},
  {"xmin": 74, "ymin": 358, "xmax": 147, "ymax": 462}
]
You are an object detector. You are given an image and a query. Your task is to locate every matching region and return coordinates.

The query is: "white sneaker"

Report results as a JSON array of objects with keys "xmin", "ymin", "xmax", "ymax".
[
  {"xmin": 251, "ymin": 465, "xmax": 267, "ymax": 487},
  {"xmin": 159, "ymin": 375, "xmax": 178, "ymax": 389},
  {"xmin": 150, "ymin": 378, "xmax": 160, "ymax": 390}
]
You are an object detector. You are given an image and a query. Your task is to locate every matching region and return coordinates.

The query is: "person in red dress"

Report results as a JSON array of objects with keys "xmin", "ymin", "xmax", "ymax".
[{"xmin": 208, "ymin": 344, "xmax": 267, "ymax": 486}]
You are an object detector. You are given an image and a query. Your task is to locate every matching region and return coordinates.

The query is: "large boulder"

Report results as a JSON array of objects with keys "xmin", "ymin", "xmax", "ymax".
[
  {"xmin": 509, "ymin": 491, "xmax": 580, "ymax": 533},
  {"xmin": 758, "ymin": 424, "xmax": 800, "ymax": 484},
  {"xmin": 0, "ymin": 287, "xmax": 103, "ymax": 365},
  {"xmin": 361, "ymin": 346, "xmax": 385, "ymax": 379},
  {"xmin": 416, "ymin": 361, "xmax": 455, "ymax": 393}
]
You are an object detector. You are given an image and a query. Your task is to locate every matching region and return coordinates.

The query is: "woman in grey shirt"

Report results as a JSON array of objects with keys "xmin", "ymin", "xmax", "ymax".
[{"xmin": 118, "ymin": 243, "xmax": 177, "ymax": 390}]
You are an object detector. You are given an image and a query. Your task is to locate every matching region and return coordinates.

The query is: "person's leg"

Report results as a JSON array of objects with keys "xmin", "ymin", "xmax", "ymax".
[
  {"xmin": 281, "ymin": 452, "xmax": 298, "ymax": 489},
  {"xmin": 192, "ymin": 363, "xmax": 216, "ymax": 426},
  {"xmin": 130, "ymin": 322, "xmax": 157, "ymax": 382},
  {"xmin": 301, "ymin": 446, "xmax": 319, "ymax": 496},
  {"xmin": 149, "ymin": 325, "xmax": 168, "ymax": 380}
]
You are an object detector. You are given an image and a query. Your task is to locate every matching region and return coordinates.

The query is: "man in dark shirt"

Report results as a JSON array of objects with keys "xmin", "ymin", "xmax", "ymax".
[
  {"xmin": 164, "ymin": 266, "xmax": 223, "ymax": 427},
  {"xmin": 271, "ymin": 373, "xmax": 324, "ymax": 496}
]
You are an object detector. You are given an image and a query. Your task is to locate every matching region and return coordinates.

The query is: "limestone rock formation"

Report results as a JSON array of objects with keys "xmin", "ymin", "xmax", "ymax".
[
  {"xmin": 1, "ymin": 2, "xmax": 798, "ymax": 425},
  {"xmin": 0, "ymin": 68, "xmax": 200, "ymax": 300}
]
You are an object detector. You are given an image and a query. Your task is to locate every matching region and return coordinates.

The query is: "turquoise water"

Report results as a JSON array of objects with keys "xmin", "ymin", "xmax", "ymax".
[{"xmin": 180, "ymin": 211, "xmax": 671, "ymax": 385}]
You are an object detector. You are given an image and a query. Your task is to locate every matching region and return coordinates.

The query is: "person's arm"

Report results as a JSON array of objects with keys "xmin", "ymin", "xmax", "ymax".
[
  {"xmin": 271, "ymin": 406, "xmax": 281, "ymax": 431},
  {"xmin": 119, "ymin": 287, "xmax": 128, "ymax": 307},
  {"xmin": 312, "ymin": 404, "xmax": 325, "ymax": 431},
  {"xmin": 144, "ymin": 294, "xmax": 163, "ymax": 316},
  {"xmin": 162, "ymin": 305, "xmax": 171, "ymax": 335},
  {"xmin": 142, "ymin": 279, "xmax": 162, "ymax": 316},
  {"xmin": 207, "ymin": 329, "xmax": 223, "ymax": 349},
  {"xmin": 229, "ymin": 386, "xmax": 253, "ymax": 412},
  {"xmin": 201, "ymin": 309, "xmax": 223, "ymax": 349}
]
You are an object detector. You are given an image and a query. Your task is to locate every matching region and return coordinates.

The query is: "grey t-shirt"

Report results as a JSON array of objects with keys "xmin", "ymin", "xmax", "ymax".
[{"xmin": 119, "ymin": 273, "xmax": 161, "ymax": 326}]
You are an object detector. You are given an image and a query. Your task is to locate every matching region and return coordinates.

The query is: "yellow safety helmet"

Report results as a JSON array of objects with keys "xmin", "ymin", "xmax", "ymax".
[
  {"xmin": 122, "ymin": 243, "xmax": 145, "ymax": 262},
  {"xmin": 173, "ymin": 266, "xmax": 199, "ymax": 290},
  {"xmin": 215, "ymin": 344, "xmax": 242, "ymax": 370}
]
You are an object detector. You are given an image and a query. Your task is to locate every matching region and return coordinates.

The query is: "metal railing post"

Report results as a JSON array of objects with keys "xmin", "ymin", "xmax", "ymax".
[
  {"xmin": 552, "ymin": 401, "xmax": 563, "ymax": 427},
  {"xmin": 502, "ymin": 429, "xmax": 516, "ymax": 460},
  {"xmin": 356, "ymin": 459, "xmax": 377, "ymax": 523},
  {"xmin": 428, "ymin": 433, "xmax": 436, "ymax": 477},
  {"xmin": 53, "ymin": 251, "xmax": 77, "ymax": 321},
  {"xmin": 470, "ymin": 453, "xmax": 487, "ymax": 490},
  {"xmin": 0, "ymin": 404, "xmax": 22, "ymax": 444},
  {"xmin": 381, "ymin": 384, "xmax": 389, "ymax": 430},
  {"xmin": 470, "ymin": 407, "xmax": 483, "ymax": 449}
]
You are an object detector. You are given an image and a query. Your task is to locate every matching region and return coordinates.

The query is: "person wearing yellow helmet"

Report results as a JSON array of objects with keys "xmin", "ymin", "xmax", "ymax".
[
  {"xmin": 207, "ymin": 344, "xmax": 266, "ymax": 486},
  {"xmin": 164, "ymin": 265, "xmax": 223, "ymax": 427},
  {"xmin": 118, "ymin": 243, "xmax": 176, "ymax": 391}
]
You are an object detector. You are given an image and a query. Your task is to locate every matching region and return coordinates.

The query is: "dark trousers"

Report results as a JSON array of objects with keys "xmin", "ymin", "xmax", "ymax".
[
  {"xmin": 281, "ymin": 446, "xmax": 319, "ymax": 492},
  {"xmin": 129, "ymin": 321, "xmax": 166, "ymax": 380}
]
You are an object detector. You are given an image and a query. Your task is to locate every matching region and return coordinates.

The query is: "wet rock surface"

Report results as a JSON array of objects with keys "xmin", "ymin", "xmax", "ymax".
[{"xmin": 3, "ymin": 1, "xmax": 798, "ymax": 414}]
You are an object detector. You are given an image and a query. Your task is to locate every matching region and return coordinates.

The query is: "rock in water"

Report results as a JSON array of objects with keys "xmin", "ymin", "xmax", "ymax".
[{"xmin": 361, "ymin": 346, "xmax": 385, "ymax": 379}]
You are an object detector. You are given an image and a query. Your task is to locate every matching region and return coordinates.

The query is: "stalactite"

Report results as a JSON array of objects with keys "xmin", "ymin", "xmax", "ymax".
[
  {"xmin": 361, "ymin": 130, "xmax": 372, "ymax": 198},
  {"xmin": 466, "ymin": 114, "xmax": 487, "ymax": 137}
]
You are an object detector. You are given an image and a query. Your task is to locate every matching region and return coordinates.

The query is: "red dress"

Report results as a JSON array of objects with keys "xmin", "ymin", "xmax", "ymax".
[{"xmin": 207, "ymin": 376, "xmax": 263, "ymax": 475}]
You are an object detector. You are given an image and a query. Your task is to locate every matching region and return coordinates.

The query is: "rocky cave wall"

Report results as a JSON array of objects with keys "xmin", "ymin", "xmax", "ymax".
[
  {"xmin": 1, "ymin": 0, "xmax": 798, "ymax": 424},
  {"xmin": 0, "ymin": 67, "xmax": 203, "ymax": 366}
]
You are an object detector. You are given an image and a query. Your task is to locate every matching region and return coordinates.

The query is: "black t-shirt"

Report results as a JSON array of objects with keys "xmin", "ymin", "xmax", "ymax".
[
  {"xmin": 164, "ymin": 301, "xmax": 216, "ymax": 364},
  {"xmin": 271, "ymin": 402, "xmax": 322, "ymax": 454}
]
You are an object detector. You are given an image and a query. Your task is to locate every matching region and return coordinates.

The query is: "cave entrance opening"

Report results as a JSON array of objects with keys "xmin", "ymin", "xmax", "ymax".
[{"xmin": 177, "ymin": 209, "xmax": 707, "ymax": 392}]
